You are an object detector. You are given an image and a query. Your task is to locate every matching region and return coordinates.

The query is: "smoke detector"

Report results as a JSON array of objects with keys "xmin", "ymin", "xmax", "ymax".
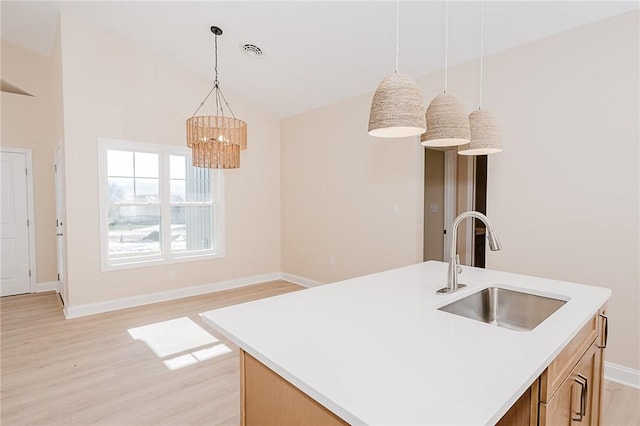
[{"xmin": 241, "ymin": 43, "xmax": 264, "ymax": 58}]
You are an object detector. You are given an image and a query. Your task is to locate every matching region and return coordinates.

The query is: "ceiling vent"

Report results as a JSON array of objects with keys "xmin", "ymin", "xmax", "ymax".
[{"xmin": 241, "ymin": 43, "xmax": 264, "ymax": 58}]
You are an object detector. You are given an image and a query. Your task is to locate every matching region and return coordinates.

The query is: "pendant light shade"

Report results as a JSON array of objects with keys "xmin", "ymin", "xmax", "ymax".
[
  {"xmin": 458, "ymin": 109, "xmax": 502, "ymax": 155},
  {"xmin": 420, "ymin": 93, "xmax": 470, "ymax": 147},
  {"xmin": 187, "ymin": 115, "xmax": 246, "ymax": 168},
  {"xmin": 186, "ymin": 26, "xmax": 247, "ymax": 169},
  {"xmin": 459, "ymin": 2, "xmax": 502, "ymax": 156},
  {"xmin": 368, "ymin": 73, "xmax": 426, "ymax": 138},
  {"xmin": 421, "ymin": 1, "xmax": 470, "ymax": 148},
  {"xmin": 186, "ymin": 115, "xmax": 247, "ymax": 150},
  {"xmin": 368, "ymin": 0, "xmax": 425, "ymax": 139},
  {"xmin": 191, "ymin": 140, "xmax": 241, "ymax": 169}
]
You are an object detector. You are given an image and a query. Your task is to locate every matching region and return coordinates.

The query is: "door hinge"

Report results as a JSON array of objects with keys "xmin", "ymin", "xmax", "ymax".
[
  {"xmin": 27, "ymin": 219, "xmax": 30, "ymax": 227},
  {"xmin": 57, "ymin": 273, "xmax": 60, "ymax": 281},
  {"xmin": 55, "ymin": 164, "xmax": 57, "ymax": 173},
  {"xmin": 25, "ymin": 168, "xmax": 28, "ymax": 176},
  {"xmin": 29, "ymin": 269, "xmax": 32, "ymax": 277}
]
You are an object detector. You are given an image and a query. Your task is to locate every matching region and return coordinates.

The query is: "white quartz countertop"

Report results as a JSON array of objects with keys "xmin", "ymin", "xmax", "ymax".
[{"xmin": 201, "ymin": 262, "xmax": 611, "ymax": 425}]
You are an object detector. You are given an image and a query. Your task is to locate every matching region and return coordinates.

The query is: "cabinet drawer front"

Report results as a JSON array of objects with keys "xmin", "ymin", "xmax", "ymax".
[
  {"xmin": 539, "ymin": 344, "xmax": 597, "ymax": 426},
  {"xmin": 540, "ymin": 314, "xmax": 597, "ymax": 403}
]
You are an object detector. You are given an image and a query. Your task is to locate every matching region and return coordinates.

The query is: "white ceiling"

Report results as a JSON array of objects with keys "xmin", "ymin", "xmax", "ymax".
[{"xmin": 2, "ymin": 1, "xmax": 637, "ymax": 118}]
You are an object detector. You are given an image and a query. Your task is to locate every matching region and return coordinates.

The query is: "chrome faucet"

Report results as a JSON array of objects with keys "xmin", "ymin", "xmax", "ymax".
[{"xmin": 436, "ymin": 211, "xmax": 502, "ymax": 295}]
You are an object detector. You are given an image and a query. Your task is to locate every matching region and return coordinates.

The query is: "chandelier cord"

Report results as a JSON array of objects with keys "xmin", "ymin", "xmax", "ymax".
[
  {"xmin": 479, "ymin": 1, "xmax": 484, "ymax": 109},
  {"xmin": 444, "ymin": 0, "xmax": 449, "ymax": 94},
  {"xmin": 191, "ymin": 31, "xmax": 234, "ymax": 118},
  {"xmin": 394, "ymin": 0, "xmax": 399, "ymax": 74}
]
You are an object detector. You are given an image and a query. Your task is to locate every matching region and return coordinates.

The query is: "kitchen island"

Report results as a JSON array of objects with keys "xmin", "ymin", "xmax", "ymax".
[{"xmin": 201, "ymin": 261, "xmax": 610, "ymax": 425}]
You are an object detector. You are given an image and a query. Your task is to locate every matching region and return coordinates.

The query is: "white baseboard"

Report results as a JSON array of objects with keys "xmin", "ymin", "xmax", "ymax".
[
  {"xmin": 34, "ymin": 281, "xmax": 60, "ymax": 293},
  {"xmin": 605, "ymin": 362, "xmax": 640, "ymax": 389},
  {"xmin": 280, "ymin": 273, "xmax": 325, "ymax": 288},
  {"xmin": 63, "ymin": 272, "xmax": 281, "ymax": 319}
]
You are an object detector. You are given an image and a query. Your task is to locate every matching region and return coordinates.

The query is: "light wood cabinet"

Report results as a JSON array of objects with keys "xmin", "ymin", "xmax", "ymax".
[{"xmin": 498, "ymin": 305, "xmax": 608, "ymax": 426}]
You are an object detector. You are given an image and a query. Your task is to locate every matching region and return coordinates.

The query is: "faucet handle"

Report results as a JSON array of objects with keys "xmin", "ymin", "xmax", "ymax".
[{"xmin": 455, "ymin": 254, "xmax": 462, "ymax": 274}]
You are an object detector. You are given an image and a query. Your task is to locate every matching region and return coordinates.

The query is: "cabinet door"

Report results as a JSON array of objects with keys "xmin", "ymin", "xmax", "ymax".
[{"xmin": 540, "ymin": 344, "xmax": 598, "ymax": 426}]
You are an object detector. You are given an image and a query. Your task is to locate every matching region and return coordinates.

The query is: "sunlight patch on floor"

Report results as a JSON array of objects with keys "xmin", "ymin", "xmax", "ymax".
[
  {"xmin": 163, "ymin": 343, "xmax": 233, "ymax": 370},
  {"xmin": 128, "ymin": 316, "xmax": 231, "ymax": 369}
]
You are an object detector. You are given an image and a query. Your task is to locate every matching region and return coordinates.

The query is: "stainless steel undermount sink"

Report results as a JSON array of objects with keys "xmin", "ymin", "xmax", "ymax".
[{"xmin": 438, "ymin": 287, "xmax": 567, "ymax": 331}]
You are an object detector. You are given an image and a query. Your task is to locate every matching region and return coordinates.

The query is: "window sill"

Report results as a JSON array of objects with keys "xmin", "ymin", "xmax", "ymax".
[{"xmin": 101, "ymin": 251, "xmax": 225, "ymax": 272}]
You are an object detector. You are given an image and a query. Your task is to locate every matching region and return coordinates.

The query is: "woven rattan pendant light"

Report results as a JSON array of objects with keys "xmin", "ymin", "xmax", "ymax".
[
  {"xmin": 421, "ymin": 1, "xmax": 470, "ymax": 147},
  {"xmin": 460, "ymin": 109, "xmax": 502, "ymax": 155},
  {"xmin": 459, "ymin": 2, "xmax": 502, "ymax": 156},
  {"xmin": 186, "ymin": 26, "xmax": 247, "ymax": 169},
  {"xmin": 368, "ymin": 0, "xmax": 425, "ymax": 138}
]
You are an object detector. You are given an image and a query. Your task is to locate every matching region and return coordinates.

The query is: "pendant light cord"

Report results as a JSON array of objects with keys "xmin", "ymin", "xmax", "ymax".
[
  {"xmin": 479, "ymin": 1, "xmax": 484, "ymax": 109},
  {"xmin": 191, "ymin": 31, "xmax": 237, "ymax": 119},
  {"xmin": 444, "ymin": 0, "xmax": 449, "ymax": 93},
  {"xmin": 394, "ymin": 0, "xmax": 400, "ymax": 74}
]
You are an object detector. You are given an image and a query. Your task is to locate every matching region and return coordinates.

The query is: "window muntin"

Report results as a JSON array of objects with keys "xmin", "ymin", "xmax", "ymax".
[{"xmin": 99, "ymin": 139, "xmax": 223, "ymax": 270}]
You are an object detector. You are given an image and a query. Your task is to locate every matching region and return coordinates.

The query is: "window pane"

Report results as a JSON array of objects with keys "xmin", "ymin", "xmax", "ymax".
[
  {"xmin": 108, "ymin": 206, "xmax": 161, "ymax": 260},
  {"xmin": 135, "ymin": 178, "xmax": 159, "ymax": 200},
  {"xmin": 186, "ymin": 166, "xmax": 212, "ymax": 202},
  {"xmin": 170, "ymin": 206, "xmax": 213, "ymax": 252},
  {"xmin": 170, "ymin": 179, "xmax": 186, "ymax": 202},
  {"xmin": 108, "ymin": 150, "xmax": 134, "ymax": 177},
  {"xmin": 108, "ymin": 177, "xmax": 134, "ymax": 203},
  {"xmin": 170, "ymin": 155, "xmax": 186, "ymax": 179},
  {"xmin": 134, "ymin": 152, "xmax": 159, "ymax": 178}
]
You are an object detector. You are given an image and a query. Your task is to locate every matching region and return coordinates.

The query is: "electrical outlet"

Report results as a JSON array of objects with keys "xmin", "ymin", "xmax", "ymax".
[{"xmin": 329, "ymin": 256, "xmax": 335, "ymax": 266}]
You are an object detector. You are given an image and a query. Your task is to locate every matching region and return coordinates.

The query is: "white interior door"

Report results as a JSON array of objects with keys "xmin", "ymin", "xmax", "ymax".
[
  {"xmin": 1, "ymin": 150, "xmax": 32, "ymax": 296},
  {"xmin": 55, "ymin": 147, "xmax": 66, "ymax": 304}
]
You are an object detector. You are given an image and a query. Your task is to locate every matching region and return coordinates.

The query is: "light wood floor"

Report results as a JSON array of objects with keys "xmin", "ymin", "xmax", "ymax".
[
  {"xmin": 2, "ymin": 281, "xmax": 639, "ymax": 426},
  {"xmin": 1, "ymin": 281, "xmax": 302, "ymax": 426}
]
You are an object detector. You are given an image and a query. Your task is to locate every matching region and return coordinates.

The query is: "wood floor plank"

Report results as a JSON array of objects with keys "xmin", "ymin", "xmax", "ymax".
[{"xmin": 2, "ymin": 280, "xmax": 638, "ymax": 425}]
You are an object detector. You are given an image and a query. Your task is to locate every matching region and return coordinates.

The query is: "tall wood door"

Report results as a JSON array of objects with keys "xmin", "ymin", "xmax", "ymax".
[{"xmin": 1, "ymin": 150, "xmax": 32, "ymax": 296}]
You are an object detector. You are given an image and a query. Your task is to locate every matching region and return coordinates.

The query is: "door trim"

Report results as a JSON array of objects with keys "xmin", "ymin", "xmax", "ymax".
[
  {"xmin": 443, "ymin": 150, "xmax": 457, "ymax": 261},
  {"xmin": 0, "ymin": 147, "xmax": 37, "ymax": 292},
  {"xmin": 464, "ymin": 157, "xmax": 476, "ymax": 266},
  {"xmin": 54, "ymin": 146, "xmax": 66, "ymax": 304}
]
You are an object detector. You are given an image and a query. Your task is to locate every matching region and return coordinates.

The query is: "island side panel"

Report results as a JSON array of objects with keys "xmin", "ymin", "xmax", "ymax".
[
  {"xmin": 240, "ymin": 350, "xmax": 349, "ymax": 426},
  {"xmin": 495, "ymin": 382, "xmax": 538, "ymax": 426}
]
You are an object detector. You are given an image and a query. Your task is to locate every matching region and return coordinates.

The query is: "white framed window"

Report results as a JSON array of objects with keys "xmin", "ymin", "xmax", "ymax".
[{"xmin": 98, "ymin": 138, "xmax": 224, "ymax": 270}]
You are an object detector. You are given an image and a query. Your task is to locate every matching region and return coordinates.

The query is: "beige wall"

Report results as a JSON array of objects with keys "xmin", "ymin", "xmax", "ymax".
[
  {"xmin": 58, "ymin": 14, "xmax": 281, "ymax": 306},
  {"xmin": 485, "ymin": 12, "xmax": 639, "ymax": 370},
  {"xmin": 1, "ymin": 40, "xmax": 58, "ymax": 284},
  {"xmin": 281, "ymin": 11, "xmax": 639, "ymax": 370},
  {"xmin": 281, "ymin": 93, "xmax": 424, "ymax": 283}
]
